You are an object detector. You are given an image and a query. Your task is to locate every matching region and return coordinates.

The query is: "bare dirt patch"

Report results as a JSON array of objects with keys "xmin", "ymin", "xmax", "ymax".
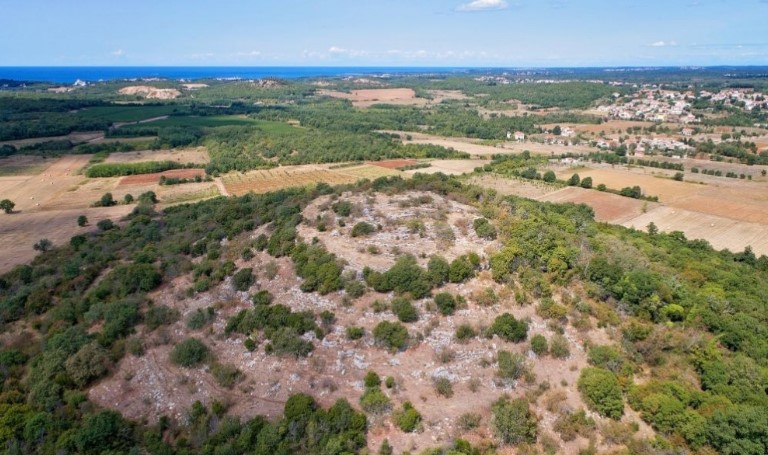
[
  {"xmin": 119, "ymin": 169, "xmax": 206, "ymax": 186},
  {"xmin": 104, "ymin": 147, "xmax": 209, "ymax": 165},
  {"xmin": 118, "ymin": 86, "xmax": 182, "ymax": 100},
  {"xmin": 369, "ymin": 159, "xmax": 417, "ymax": 169},
  {"xmin": 407, "ymin": 159, "xmax": 488, "ymax": 176},
  {"xmin": 466, "ymin": 175, "xmax": 558, "ymax": 199}
]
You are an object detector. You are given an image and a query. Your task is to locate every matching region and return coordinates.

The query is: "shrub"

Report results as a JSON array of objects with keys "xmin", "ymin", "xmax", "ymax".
[
  {"xmin": 244, "ymin": 337, "xmax": 257, "ymax": 351},
  {"xmin": 171, "ymin": 338, "xmax": 210, "ymax": 367},
  {"xmin": 145, "ymin": 304, "xmax": 180, "ymax": 330},
  {"xmin": 391, "ymin": 297, "xmax": 419, "ymax": 323},
  {"xmin": 211, "ymin": 363, "xmax": 243, "ymax": 388},
  {"xmin": 350, "ymin": 221, "xmax": 375, "ymax": 237},
  {"xmin": 359, "ymin": 388, "xmax": 391, "ymax": 414},
  {"xmin": 77, "ymin": 215, "xmax": 88, "ymax": 226},
  {"xmin": 456, "ymin": 324, "xmax": 476, "ymax": 342},
  {"xmin": 580, "ymin": 176, "xmax": 593, "ymax": 189},
  {"xmin": 473, "ymin": 218, "xmax": 497, "ymax": 240},
  {"xmin": 364, "ymin": 371, "xmax": 381, "ymax": 388},
  {"xmin": 577, "ymin": 367, "xmax": 624, "ymax": 419},
  {"xmin": 186, "ymin": 307, "xmax": 215, "ymax": 329},
  {"xmin": 433, "ymin": 377, "xmax": 454, "ymax": 397},
  {"xmin": 65, "ymin": 342, "xmax": 112, "ymax": 387},
  {"xmin": 232, "ymin": 267, "xmax": 254, "ymax": 291},
  {"xmin": 385, "ymin": 376, "xmax": 395, "ymax": 389},
  {"xmin": 568, "ymin": 174, "xmax": 580, "ymax": 186},
  {"xmin": 550, "ymin": 334, "xmax": 570, "ymax": 359},
  {"xmin": 97, "ymin": 219, "xmax": 115, "ymax": 231},
  {"xmin": 530, "ymin": 334, "xmax": 548, "ymax": 356},
  {"xmin": 553, "ymin": 409, "xmax": 595, "ymax": 442},
  {"xmin": 434, "ymin": 292, "xmax": 457, "ymax": 316},
  {"xmin": 497, "ymin": 350, "xmax": 528, "ymax": 381},
  {"xmin": 252, "ymin": 290, "xmax": 273, "ymax": 306},
  {"xmin": 264, "ymin": 327, "xmax": 314, "ymax": 358},
  {"xmin": 490, "ymin": 313, "xmax": 528, "ymax": 343},
  {"xmin": 492, "ymin": 396, "xmax": 537, "ymax": 445},
  {"xmin": 449, "ymin": 256, "xmax": 474, "ymax": 283},
  {"xmin": 99, "ymin": 192, "xmax": 116, "ymax": 207},
  {"xmin": 373, "ymin": 321, "xmax": 409, "ymax": 351},
  {"xmin": 393, "ymin": 401, "xmax": 422, "ymax": 432},
  {"xmin": 0, "ymin": 199, "xmax": 15, "ymax": 214},
  {"xmin": 543, "ymin": 170, "xmax": 556, "ymax": 183},
  {"xmin": 346, "ymin": 326, "xmax": 364, "ymax": 340},
  {"xmin": 427, "ymin": 255, "xmax": 450, "ymax": 285},
  {"xmin": 457, "ymin": 412, "xmax": 482, "ymax": 431}
]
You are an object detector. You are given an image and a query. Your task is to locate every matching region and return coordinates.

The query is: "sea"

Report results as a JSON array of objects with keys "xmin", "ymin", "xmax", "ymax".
[{"xmin": 0, "ymin": 66, "xmax": 474, "ymax": 84}]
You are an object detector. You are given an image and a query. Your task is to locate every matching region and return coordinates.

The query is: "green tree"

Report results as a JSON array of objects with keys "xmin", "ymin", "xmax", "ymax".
[
  {"xmin": 171, "ymin": 338, "xmax": 210, "ymax": 367},
  {"xmin": 65, "ymin": 342, "xmax": 112, "ymax": 387},
  {"xmin": 543, "ymin": 170, "xmax": 557, "ymax": 183},
  {"xmin": 1, "ymin": 199, "xmax": 15, "ymax": 214},
  {"xmin": 434, "ymin": 292, "xmax": 457, "ymax": 316},
  {"xmin": 530, "ymin": 334, "xmax": 548, "ymax": 356},
  {"xmin": 580, "ymin": 176, "xmax": 593, "ymax": 189},
  {"xmin": 578, "ymin": 367, "xmax": 624, "ymax": 419},
  {"xmin": 568, "ymin": 174, "xmax": 581, "ymax": 186},
  {"xmin": 99, "ymin": 192, "xmax": 115, "ymax": 207},
  {"xmin": 33, "ymin": 238, "xmax": 52, "ymax": 252},
  {"xmin": 77, "ymin": 215, "xmax": 88, "ymax": 227},
  {"xmin": 490, "ymin": 313, "xmax": 528, "ymax": 343},
  {"xmin": 373, "ymin": 321, "xmax": 409, "ymax": 351},
  {"xmin": 492, "ymin": 396, "xmax": 537, "ymax": 446},
  {"xmin": 232, "ymin": 267, "xmax": 255, "ymax": 292}
]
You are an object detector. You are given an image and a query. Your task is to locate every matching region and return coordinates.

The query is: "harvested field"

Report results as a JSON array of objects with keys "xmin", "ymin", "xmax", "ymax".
[
  {"xmin": 335, "ymin": 164, "xmax": 401, "ymax": 180},
  {"xmin": 0, "ymin": 131, "xmax": 104, "ymax": 148},
  {"xmin": 368, "ymin": 159, "xmax": 417, "ymax": 169},
  {"xmin": 394, "ymin": 131, "xmax": 593, "ymax": 157},
  {"xmin": 553, "ymin": 166, "xmax": 699, "ymax": 203},
  {"xmin": 0, "ymin": 155, "xmax": 91, "ymax": 212},
  {"xmin": 406, "ymin": 159, "xmax": 488, "ymax": 176},
  {"xmin": 466, "ymin": 174, "xmax": 558, "ymax": 199},
  {"xmin": 119, "ymin": 168, "xmax": 206, "ymax": 186},
  {"xmin": 104, "ymin": 147, "xmax": 209, "ymax": 165},
  {"xmin": 157, "ymin": 184, "xmax": 220, "ymax": 207},
  {"xmin": 320, "ymin": 88, "xmax": 428, "ymax": 108},
  {"xmin": 625, "ymin": 206, "xmax": 768, "ymax": 255},
  {"xmin": 538, "ymin": 187, "xmax": 655, "ymax": 223},
  {"xmin": 0, "ymin": 155, "xmax": 50, "ymax": 176},
  {"xmin": 0, "ymin": 205, "xmax": 132, "ymax": 273},
  {"xmin": 221, "ymin": 166, "xmax": 359, "ymax": 196}
]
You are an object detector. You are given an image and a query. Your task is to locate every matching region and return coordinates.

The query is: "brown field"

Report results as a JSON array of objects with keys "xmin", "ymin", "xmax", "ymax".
[
  {"xmin": 0, "ymin": 205, "xmax": 132, "ymax": 273},
  {"xmin": 335, "ymin": 164, "xmax": 402, "ymax": 180},
  {"xmin": 119, "ymin": 168, "xmax": 206, "ymax": 186},
  {"xmin": 405, "ymin": 159, "xmax": 488, "ymax": 176},
  {"xmin": 539, "ymin": 187, "xmax": 655, "ymax": 223},
  {"xmin": 543, "ymin": 164, "xmax": 768, "ymax": 255},
  {"xmin": 104, "ymin": 147, "xmax": 209, "ymax": 164},
  {"xmin": 540, "ymin": 120, "xmax": 656, "ymax": 134},
  {"xmin": 221, "ymin": 166, "xmax": 358, "ymax": 196},
  {"xmin": 369, "ymin": 159, "xmax": 417, "ymax": 169},
  {"xmin": 0, "ymin": 155, "xmax": 51, "ymax": 176},
  {"xmin": 466, "ymin": 175, "xmax": 557, "ymax": 199},
  {"xmin": 392, "ymin": 131, "xmax": 594, "ymax": 157},
  {"xmin": 320, "ymin": 88, "xmax": 428, "ymax": 108}
]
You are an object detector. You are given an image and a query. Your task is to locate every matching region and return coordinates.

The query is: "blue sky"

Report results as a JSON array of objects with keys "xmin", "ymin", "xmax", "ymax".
[{"xmin": 1, "ymin": 0, "xmax": 767, "ymax": 66}]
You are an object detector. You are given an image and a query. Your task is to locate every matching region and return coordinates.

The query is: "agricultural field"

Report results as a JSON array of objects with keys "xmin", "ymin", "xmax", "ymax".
[
  {"xmin": 220, "ymin": 166, "xmax": 357, "ymax": 196},
  {"xmin": 319, "ymin": 88, "xmax": 429, "ymax": 108},
  {"xmin": 404, "ymin": 159, "xmax": 489, "ymax": 176},
  {"xmin": 104, "ymin": 147, "xmax": 210, "ymax": 165},
  {"xmin": 77, "ymin": 105, "xmax": 180, "ymax": 122},
  {"xmin": 398, "ymin": 131, "xmax": 593, "ymax": 157}
]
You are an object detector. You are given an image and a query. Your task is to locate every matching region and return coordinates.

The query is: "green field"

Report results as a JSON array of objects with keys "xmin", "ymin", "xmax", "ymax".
[{"xmin": 77, "ymin": 105, "xmax": 180, "ymax": 122}]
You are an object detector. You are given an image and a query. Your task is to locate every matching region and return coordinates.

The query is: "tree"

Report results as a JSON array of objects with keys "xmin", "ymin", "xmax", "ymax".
[
  {"xmin": 492, "ymin": 396, "xmax": 537, "ymax": 445},
  {"xmin": 33, "ymin": 238, "xmax": 52, "ymax": 252},
  {"xmin": 673, "ymin": 172, "xmax": 684, "ymax": 181},
  {"xmin": 580, "ymin": 176, "xmax": 593, "ymax": 189},
  {"xmin": 490, "ymin": 313, "xmax": 528, "ymax": 343},
  {"xmin": 232, "ymin": 267, "xmax": 254, "ymax": 292},
  {"xmin": 97, "ymin": 219, "xmax": 115, "ymax": 231},
  {"xmin": 568, "ymin": 174, "xmax": 581, "ymax": 186},
  {"xmin": 77, "ymin": 215, "xmax": 88, "ymax": 227},
  {"xmin": 123, "ymin": 194, "xmax": 134, "ymax": 204},
  {"xmin": 647, "ymin": 222, "xmax": 658, "ymax": 236},
  {"xmin": 434, "ymin": 292, "xmax": 457, "ymax": 316},
  {"xmin": 577, "ymin": 367, "xmax": 624, "ymax": 419},
  {"xmin": 543, "ymin": 170, "xmax": 557, "ymax": 183},
  {"xmin": 0, "ymin": 199, "xmax": 15, "ymax": 214},
  {"xmin": 553, "ymin": 125, "xmax": 562, "ymax": 136},
  {"xmin": 99, "ymin": 193, "xmax": 115, "ymax": 207},
  {"xmin": 171, "ymin": 338, "xmax": 210, "ymax": 367}
]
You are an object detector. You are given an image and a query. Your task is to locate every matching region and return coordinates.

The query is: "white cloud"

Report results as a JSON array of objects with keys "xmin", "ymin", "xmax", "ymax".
[
  {"xmin": 456, "ymin": 0, "xmax": 508, "ymax": 12},
  {"xmin": 328, "ymin": 46, "xmax": 368, "ymax": 57},
  {"xmin": 651, "ymin": 41, "xmax": 677, "ymax": 47},
  {"xmin": 236, "ymin": 50, "xmax": 261, "ymax": 57},
  {"xmin": 111, "ymin": 49, "xmax": 124, "ymax": 57}
]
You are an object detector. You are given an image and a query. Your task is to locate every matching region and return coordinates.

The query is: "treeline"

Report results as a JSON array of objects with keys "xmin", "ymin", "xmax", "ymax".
[
  {"xmin": 582, "ymin": 152, "xmax": 685, "ymax": 171},
  {"xmin": 86, "ymin": 161, "xmax": 202, "ymax": 178},
  {"xmin": 695, "ymin": 138, "xmax": 767, "ymax": 165}
]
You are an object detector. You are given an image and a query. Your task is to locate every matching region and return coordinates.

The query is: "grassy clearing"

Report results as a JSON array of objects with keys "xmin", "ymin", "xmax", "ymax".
[{"xmin": 77, "ymin": 105, "xmax": 180, "ymax": 122}]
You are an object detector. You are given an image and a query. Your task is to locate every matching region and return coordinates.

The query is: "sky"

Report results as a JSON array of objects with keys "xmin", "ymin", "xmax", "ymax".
[{"xmin": 1, "ymin": 0, "xmax": 767, "ymax": 67}]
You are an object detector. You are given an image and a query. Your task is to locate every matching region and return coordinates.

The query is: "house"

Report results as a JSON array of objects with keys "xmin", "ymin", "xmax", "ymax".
[
  {"xmin": 514, "ymin": 131, "xmax": 525, "ymax": 142},
  {"xmin": 681, "ymin": 128, "xmax": 693, "ymax": 136}
]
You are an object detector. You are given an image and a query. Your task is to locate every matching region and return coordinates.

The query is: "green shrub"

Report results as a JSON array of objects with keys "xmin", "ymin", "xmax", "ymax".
[
  {"xmin": 144, "ymin": 304, "xmax": 179, "ymax": 330},
  {"xmin": 391, "ymin": 297, "xmax": 419, "ymax": 323},
  {"xmin": 434, "ymin": 292, "xmax": 457, "ymax": 316},
  {"xmin": 530, "ymin": 334, "xmax": 548, "ymax": 356},
  {"xmin": 490, "ymin": 313, "xmax": 528, "ymax": 343},
  {"xmin": 359, "ymin": 387, "xmax": 391, "ymax": 415},
  {"xmin": 364, "ymin": 371, "xmax": 382, "ymax": 388},
  {"xmin": 456, "ymin": 324, "xmax": 476, "ymax": 342},
  {"xmin": 211, "ymin": 363, "xmax": 243, "ymax": 388},
  {"xmin": 186, "ymin": 307, "xmax": 215, "ymax": 330},
  {"xmin": 171, "ymin": 338, "xmax": 210, "ymax": 367},
  {"xmin": 457, "ymin": 412, "xmax": 482, "ymax": 431},
  {"xmin": 497, "ymin": 350, "xmax": 528, "ymax": 381},
  {"xmin": 433, "ymin": 377, "xmax": 454, "ymax": 397},
  {"xmin": 264, "ymin": 327, "xmax": 314, "ymax": 358},
  {"xmin": 393, "ymin": 401, "xmax": 422, "ymax": 432},
  {"xmin": 473, "ymin": 218, "xmax": 497, "ymax": 240},
  {"xmin": 65, "ymin": 342, "xmax": 112, "ymax": 387},
  {"xmin": 578, "ymin": 367, "xmax": 624, "ymax": 419},
  {"xmin": 373, "ymin": 321, "xmax": 409, "ymax": 351},
  {"xmin": 350, "ymin": 221, "xmax": 375, "ymax": 237},
  {"xmin": 232, "ymin": 267, "xmax": 254, "ymax": 291},
  {"xmin": 492, "ymin": 396, "xmax": 537, "ymax": 446},
  {"xmin": 553, "ymin": 409, "xmax": 595, "ymax": 442},
  {"xmin": 550, "ymin": 334, "xmax": 570, "ymax": 359},
  {"xmin": 427, "ymin": 255, "xmax": 451, "ymax": 285},
  {"xmin": 346, "ymin": 326, "xmax": 364, "ymax": 340},
  {"xmin": 332, "ymin": 200, "xmax": 353, "ymax": 217},
  {"xmin": 252, "ymin": 290, "xmax": 273, "ymax": 306}
]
